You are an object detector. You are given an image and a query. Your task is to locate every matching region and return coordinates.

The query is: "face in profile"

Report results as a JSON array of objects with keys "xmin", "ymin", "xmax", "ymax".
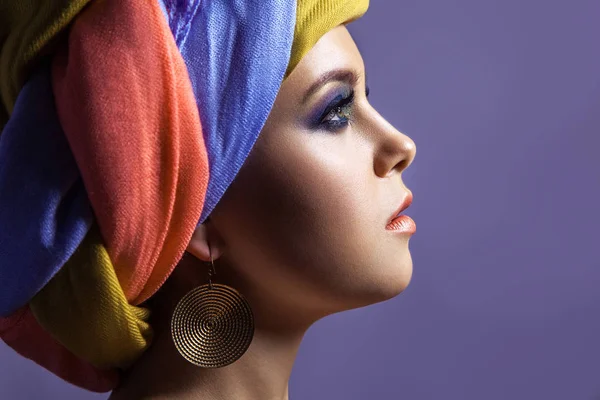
[{"xmin": 196, "ymin": 24, "xmax": 416, "ymax": 321}]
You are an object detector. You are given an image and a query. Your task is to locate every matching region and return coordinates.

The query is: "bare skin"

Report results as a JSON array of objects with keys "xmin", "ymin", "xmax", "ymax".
[{"xmin": 108, "ymin": 24, "xmax": 416, "ymax": 400}]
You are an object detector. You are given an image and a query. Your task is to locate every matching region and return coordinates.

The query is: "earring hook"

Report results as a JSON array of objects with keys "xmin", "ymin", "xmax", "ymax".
[{"xmin": 207, "ymin": 241, "xmax": 217, "ymax": 290}]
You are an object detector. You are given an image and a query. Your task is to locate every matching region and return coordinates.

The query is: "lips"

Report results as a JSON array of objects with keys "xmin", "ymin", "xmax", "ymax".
[{"xmin": 387, "ymin": 191, "xmax": 413, "ymax": 225}]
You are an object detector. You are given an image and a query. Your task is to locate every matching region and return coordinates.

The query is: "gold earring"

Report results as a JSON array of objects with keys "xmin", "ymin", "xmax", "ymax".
[{"xmin": 171, "ymin": 243, "xmax": 254, "ymax": 368}]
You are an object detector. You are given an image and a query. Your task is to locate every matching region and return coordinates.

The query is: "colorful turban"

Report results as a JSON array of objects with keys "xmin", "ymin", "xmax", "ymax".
[{"xmin": 0, "ymin": 0, "xmax": 369, "ymax": 392}]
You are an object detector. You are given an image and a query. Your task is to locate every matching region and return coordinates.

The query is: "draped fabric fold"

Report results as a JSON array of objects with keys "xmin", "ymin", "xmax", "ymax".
[
  {"xmin": 0, "ymin": 0, "xmax": 93, "ymax": 128},
  {"xmin": 0, "ymin": 306, "xmax": 119, "ymax": 392},
  {"xmin": 50, "ymin": 0, "xmax": 208, "ymax": 307},
  {"xmin": 173, "ymin": 0, "xmax": 297, "ymax": 224},
  {"xmin": 30, "ymin": 223, "xmax": 153, "ymax": 370},
  {"xmin": 0, "ymin": 57, "xmax": 93, "ymax": 317}
]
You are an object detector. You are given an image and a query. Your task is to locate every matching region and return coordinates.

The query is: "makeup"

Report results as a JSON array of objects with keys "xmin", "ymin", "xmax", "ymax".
[
  {"xmin": 386, "ymin": 215, "xmax": 416, "ymax": 234},
  {"xmin": 308, "ymin": 85, "xmax": 354, "ymax": 130},
  {"xmin": 386, "ymin": 192, "xmax": 415, "ymax": 234}
]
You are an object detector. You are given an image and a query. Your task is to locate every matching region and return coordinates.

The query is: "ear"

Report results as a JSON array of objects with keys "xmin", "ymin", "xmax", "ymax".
[{"xmin": 185, "ymin": 218, "xmax": 226, "ymax": 262}]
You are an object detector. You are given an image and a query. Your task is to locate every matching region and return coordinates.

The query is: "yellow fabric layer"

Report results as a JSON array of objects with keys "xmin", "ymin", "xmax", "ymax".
[
  {"xmin": 30, "ymin": 224, "xmax": 153, "ymax": 369},
  {"xmin": 0, "ymin": 0, "xmax": 92, "ymax": 128},
  {"xmin": 286, "ymin": 0, "xmax": 369, "ymax": 77}
]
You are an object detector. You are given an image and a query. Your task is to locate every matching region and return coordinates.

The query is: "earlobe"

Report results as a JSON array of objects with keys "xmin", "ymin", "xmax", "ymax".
[{"xmin": 185, "ymin": 221, "xmax": 226, "ymax": 262}]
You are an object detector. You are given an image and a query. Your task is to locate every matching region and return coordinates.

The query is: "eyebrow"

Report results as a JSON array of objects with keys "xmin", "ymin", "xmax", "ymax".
[{"xmin": 302, "ymin": 68, "xmax": 361, "ymax": 104}]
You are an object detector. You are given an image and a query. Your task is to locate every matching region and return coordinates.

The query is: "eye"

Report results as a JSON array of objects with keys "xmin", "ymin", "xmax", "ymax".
[
  {"xmin": 320, "ymin": 90, "xmax": 355, "ymax": 130},
  {"xmin": 323, "ymin": 103, "xmax": 352, "ymax": 124}
]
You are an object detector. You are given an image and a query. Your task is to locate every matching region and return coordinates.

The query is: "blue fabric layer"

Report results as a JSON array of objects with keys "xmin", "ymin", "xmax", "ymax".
[
  {"xmin": 161, "ymin": 0, "xmax": 297, "ymax": 224},
  {"xmin": 0, "ymin": 61, "xmax": 93, "ymax": 317}
]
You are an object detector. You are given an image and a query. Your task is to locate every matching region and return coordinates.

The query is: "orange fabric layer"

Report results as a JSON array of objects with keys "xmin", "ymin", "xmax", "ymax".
[
  {"xmin": 0, "ymin": 306, "xmax": 118, "ymax": 392},
  {"xmin": 51, "ymin": 0, "xmax": 209, "ymax": 306}
]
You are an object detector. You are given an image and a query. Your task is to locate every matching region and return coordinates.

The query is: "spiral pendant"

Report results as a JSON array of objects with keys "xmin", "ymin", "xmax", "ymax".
[{"xmin": 171, "ymin": 283, "xmax": 254, "ymax": 368}]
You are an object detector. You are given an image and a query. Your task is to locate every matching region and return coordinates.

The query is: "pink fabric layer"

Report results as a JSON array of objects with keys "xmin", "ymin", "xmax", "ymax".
[{"xmin": 0, "ymin": 306, "xmax": 118, "ymax": 392}]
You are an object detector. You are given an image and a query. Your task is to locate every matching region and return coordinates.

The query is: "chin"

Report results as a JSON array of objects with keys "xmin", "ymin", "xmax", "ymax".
[
  {"xmin": 373, "ymin": 253, "xmax": 414, "ymax": 302},
  {"xmin": 342, "ymin": 258, "xmax": 413, "ymax": 310}
]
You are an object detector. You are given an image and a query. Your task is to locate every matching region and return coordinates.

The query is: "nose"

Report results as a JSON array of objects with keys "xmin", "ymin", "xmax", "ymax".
[{"xmin": 368, "ymin": 110, "xmax": 416, "ymax": 178}]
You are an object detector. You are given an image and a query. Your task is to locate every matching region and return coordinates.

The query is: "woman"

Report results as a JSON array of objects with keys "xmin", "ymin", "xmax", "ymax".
[{"xmin": 0, "ymin": 0, "xmax": 416, "ymax": 398}]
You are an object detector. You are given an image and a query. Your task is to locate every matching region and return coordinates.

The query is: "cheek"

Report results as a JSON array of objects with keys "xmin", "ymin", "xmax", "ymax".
[
  {"xmin": 236, "ymin": 131, "xmax": 370, "ymax": 263},
  {"xmin": 214, "ymin": 129, "xmax": 410, "ymax": 310}
]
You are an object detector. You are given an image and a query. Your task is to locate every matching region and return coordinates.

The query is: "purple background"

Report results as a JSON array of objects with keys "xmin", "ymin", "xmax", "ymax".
[{"xmin": 2, "ymin": 0, "xmax": 599, "ymax": 398}]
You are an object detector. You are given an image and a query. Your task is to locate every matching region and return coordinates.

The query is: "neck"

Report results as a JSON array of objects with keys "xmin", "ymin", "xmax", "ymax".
[
  {"xmin": 109, "ymin": 255, "xmax": 314, "ymax": 400},
  {"xmin": 109, "ymin": 324, "xmax": 305, "ymax": 400}
]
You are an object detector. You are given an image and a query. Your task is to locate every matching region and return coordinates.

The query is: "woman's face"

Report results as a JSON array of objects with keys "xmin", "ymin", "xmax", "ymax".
[{"xmin": 207, "ymin": 25, "xmax": 416, "ymax": 317}]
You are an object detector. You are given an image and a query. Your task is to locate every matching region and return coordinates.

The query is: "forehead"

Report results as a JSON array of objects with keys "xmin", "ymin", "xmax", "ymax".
[{"xmin": 285, "ymin": 25, "xmax": 365, "ymax": 88}]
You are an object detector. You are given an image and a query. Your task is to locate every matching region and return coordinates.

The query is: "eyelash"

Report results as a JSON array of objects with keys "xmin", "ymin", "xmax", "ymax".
[{"xmin": 320, "ymin": 90, "xmax": 355, "ymax": 130}]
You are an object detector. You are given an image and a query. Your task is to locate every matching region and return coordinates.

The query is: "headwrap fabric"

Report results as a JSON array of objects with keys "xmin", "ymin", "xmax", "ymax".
[
  {"xmin": 286, "ymin": 0, "xmax": 369, "ymax": 76},
  {"xmin": 0, "ymin": 0, "xmax": 92, "ymax": 128},
  {"xmin": 51, "ymin": 0, "xmax": 208, "ymax": 308},
  {"xmin": 173, "ymin": 0, "xmax": 297, "ymax": 224},
  {"xmin": 0, "ymin": 0, "xmax": 370, "ymax": 393},
  {"xmin": 0, "ymin": 306, "xmax": 118, "ymax": 392},
  {"xmin": 0, "ymin": 61, "xmax": 117, "ymax": 391},
  {"xmin": 0, "ymin": 59, "xmax": 93, "ymax": 317},
  {"xmin": 1, "ymin": 0, "xmax": 207, "ymax": 390},
  {"xmin": 30, "ymin": 223, "xmax": 153, "ymax": 369}
]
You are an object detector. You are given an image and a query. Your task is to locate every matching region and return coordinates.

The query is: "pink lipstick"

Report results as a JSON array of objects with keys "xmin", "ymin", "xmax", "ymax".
[
  {"xmin": 386, "ymin": 215, "xmax": 416, "ymax": 234},
  {"xmin": 386, "ymin": 192, "xmax": 416, "ymax": 234}
]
